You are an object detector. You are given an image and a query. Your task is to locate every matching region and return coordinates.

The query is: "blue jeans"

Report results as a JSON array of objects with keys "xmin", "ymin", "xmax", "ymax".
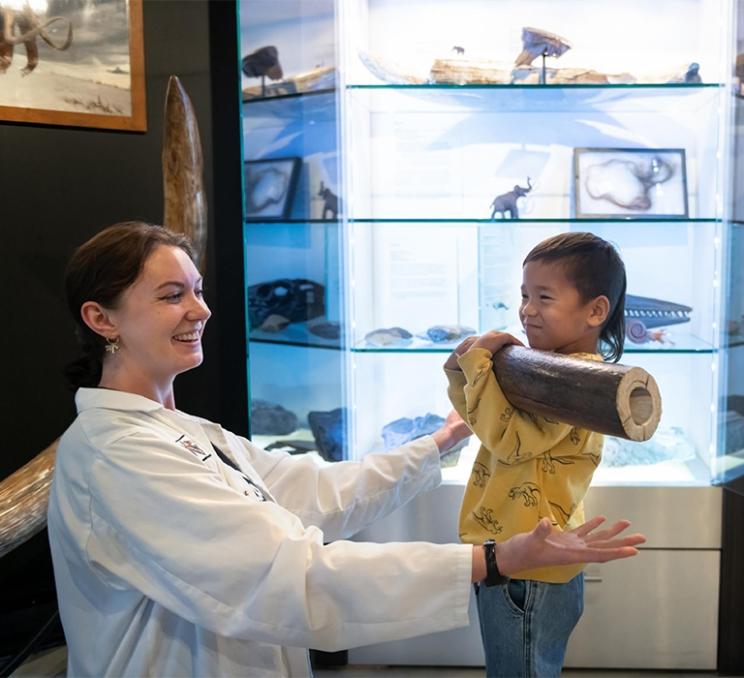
[{"xmin": 474, "ymin": 573, "xmax": 584, "ymax": 678}]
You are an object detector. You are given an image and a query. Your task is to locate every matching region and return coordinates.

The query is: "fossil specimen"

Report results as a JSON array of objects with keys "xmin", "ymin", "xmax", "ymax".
[
  {"xmin": 514, "ymin": 27, "xmax": 571, "ymax": 67},
  {"xmin": 585, "ymin": 155, "xmax": 675, "ymax": 211}
]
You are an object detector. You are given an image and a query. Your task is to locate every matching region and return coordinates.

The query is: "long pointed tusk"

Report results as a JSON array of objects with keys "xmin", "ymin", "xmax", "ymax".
[{"xmin": 162, "ymin": 75, "xmax": 208, "ymax": 272}]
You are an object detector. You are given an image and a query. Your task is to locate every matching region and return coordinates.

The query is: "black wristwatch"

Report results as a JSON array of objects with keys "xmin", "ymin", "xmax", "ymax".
[{"xmin": 482, "ymin": 539, "xmax": 510, "ymax": 586}]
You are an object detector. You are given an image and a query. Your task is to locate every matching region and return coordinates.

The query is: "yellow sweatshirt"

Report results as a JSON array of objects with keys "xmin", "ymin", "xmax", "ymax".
[{"xmin": 445, "ymin": 347, "xmax": 603, "ymax": 583}]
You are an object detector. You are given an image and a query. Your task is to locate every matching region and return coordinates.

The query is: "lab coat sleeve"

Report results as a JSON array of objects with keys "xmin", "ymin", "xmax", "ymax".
[
  {"xmin": 84, "ymin": 429, "xmax": 472, "ymax": 651},
  {"xmin": 227, "ymin": 432, "xmax": 443, "ymax": 541}
]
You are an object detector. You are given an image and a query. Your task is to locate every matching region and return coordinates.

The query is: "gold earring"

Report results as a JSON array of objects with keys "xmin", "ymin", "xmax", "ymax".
[{"xmin": 105, "ymin": 337, "xmax": 120, "ymax": 354}]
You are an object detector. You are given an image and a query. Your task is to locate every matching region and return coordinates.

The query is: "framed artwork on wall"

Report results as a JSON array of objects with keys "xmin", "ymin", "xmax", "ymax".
[
  {"xmin": 244, "ymin": 157, "xmax": 301, "ymax": 221},
  {"xmin": 573, "ymin": 147, "xmax": 689, "ymax": 219},
  {"xmin": 0, "ymin": 0, "xmax": 146, "ymax": 131}
]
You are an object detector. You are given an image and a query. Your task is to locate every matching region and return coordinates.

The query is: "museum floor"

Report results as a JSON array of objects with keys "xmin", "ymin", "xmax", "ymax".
[{"xmin": 9, "ymin": 646, "xmax": 720, "ymax": 677}]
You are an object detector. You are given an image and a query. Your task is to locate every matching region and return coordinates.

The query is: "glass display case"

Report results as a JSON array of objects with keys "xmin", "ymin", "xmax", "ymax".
[
  {"xmin": 721, "ymin": 1, "xmax": 744, "ymax": 490},
  {"xmin": 241, "ymin": 0, "xmax": 744, "ymax": 485},
  {"xmin": 338, "ymin": 0, "xmax": 742, "ymax": 491},
  {"xmin": 240, "ymin": 0, "xmax": 347, "ymax": 460},
  {"xmin": 239, "ymin": 0, "xmax": 743, "ymax": 669}
]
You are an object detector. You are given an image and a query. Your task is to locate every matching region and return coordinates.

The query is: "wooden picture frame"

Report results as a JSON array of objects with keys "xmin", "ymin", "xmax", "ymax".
[
  {"xmin": 244, "ymin": 157, "xmax": 301, "ymax": 221},
  {"xmin": 0, "ymin": 0, "xmax": 146, "ymax": 131},
  {"xmin": 574, "ymin": 147, "xmax": 689, "ymax": 219}
]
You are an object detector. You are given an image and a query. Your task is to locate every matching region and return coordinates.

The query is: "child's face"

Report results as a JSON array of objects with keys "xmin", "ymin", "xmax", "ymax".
[{"xmin": 520, "ymin": 260, "xmax": 606, "ymax": 355}]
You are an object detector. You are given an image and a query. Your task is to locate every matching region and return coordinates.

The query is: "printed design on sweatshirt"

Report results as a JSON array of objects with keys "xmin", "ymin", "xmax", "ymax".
[
  {"xmin": 508, "ymin": 482, "xmax": 541, "ymax": 507},
  {"xmin": 584, "ymin": 450, "xmax": 601, "ymax": 467},
  {"xmin": 472, "ymin": 462, "xmax": 491, "ymax": 487},
  {"xmin": 500, "ymin": 406, "xmax": 514, "ymax": 423},
  {"xmin": 504, "ymin": 432, "xmax": 522, "ymax": 464},
  {"xmin": 472, "ymin": 506, "xmax": 503, "ymax": 535},
  {"xmin": 175, "ymin": 434, "xmax": 212, "ymax": 462},
  {"xmin": 466, "ymin": 396, "xmax": 481, "ymax": 416},
  {"xmin": 548, "ymin": 500, "xmax": 574, "ymax": 524},
  {"xmin": 569, "ymin": 427, "xmax": 581, "ymax": 445},
  {"xmin": 540, "ymin": 451, "xmax": 575, "ymax": 474}
]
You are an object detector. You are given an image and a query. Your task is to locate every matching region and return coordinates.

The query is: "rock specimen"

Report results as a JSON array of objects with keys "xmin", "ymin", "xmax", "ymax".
[
  {"xmin": 308, "ymin": 320, "xmax": 341, "ymax": 340},
  {"xmin": 365, "ymin": 326, "xmax": 412, "ymax": 347},
  {"xmin": 259, "ymin": 314, "xmax": 290, "ymax": 333},
  {"xmin": 426, "ymin": 325, "xmax": 476, "ymax": 343},
  {"xmin": 308, "ymin": 408, "xmax": 347, "ymax": 462},
  {"xmin": 251, "ymin": 399, "xmax": 298, "ymax": 436}
]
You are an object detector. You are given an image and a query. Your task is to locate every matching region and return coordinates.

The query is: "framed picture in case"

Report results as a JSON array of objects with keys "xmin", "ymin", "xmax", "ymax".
[
  {"xmin": 573, "ymin": 148, "xmax": 689, "ymax": 219},
  {"xmin": 244, "ymin": 157, "xmax": 301, "ymax": 220}
]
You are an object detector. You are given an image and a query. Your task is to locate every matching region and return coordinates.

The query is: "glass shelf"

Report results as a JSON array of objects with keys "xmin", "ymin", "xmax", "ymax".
[
  {"xmin": 350, "ymin": 332, "xmax": 716, "ymax": 355},
  {"xmin": 243, "ymin": 88, "xmax": 336, "ymax": 105},
  {"xmin": 247, "ymin": 218, "xmax": 718, "ymax": 225},
  {"xmin": 245, "ymin": 219, "xmax": 341, "ymax": 226},
  {"xmin": 346, "ymin": 83, "xmax": 722, "ymax": 114},
  {"xmin": 249, "ymin": 324, "xmax": 342, "ymax": 351},
  {"xmin": 250, "ymin": 336, "xmax": 342, "ymax": 351},
  {"xmin": 348, "ymin": 83, "xmax": 722, "ymax": 91},
  {"xmin": 348, "ymin": 217, "xmax": 720, "ymax": 224},
  {"xmin": 241, "ymin": 89, "xmax": 337, "ymax": 125}
]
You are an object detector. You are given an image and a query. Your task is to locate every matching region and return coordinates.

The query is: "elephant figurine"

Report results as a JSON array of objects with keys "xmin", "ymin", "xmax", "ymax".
[
  {"xmin": 318, "ymin": 181, "xmax": 340, "ymax": 220},
  {"xmin": 489, "ymin": 178, "xmax": 533, "ymax": 219}
]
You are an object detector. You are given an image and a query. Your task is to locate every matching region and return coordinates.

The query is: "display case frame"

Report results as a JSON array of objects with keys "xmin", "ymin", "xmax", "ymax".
[{"xmin": 237, "ymin": 0, "xmax": 744, "ymax": 669}]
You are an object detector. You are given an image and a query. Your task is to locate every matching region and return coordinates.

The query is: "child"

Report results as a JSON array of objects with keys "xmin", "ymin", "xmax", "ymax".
[{"xmin": 444, "ymin": 232, "xmax": 627, "ymax": 677}]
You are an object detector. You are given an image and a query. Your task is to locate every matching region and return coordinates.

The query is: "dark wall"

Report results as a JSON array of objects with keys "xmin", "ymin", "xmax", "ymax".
[{"xmin": 0, "ymin": 0, "xmax": 246, "ymax": 655}]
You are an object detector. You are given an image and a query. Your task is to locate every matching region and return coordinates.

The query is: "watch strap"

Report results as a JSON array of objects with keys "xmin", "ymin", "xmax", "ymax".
[{"xmin": 483, "ymin": 539, "xmax": 509, "ymax": 586}]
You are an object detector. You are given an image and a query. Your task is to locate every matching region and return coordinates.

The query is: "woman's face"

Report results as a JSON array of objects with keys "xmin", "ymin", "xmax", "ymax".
[{"xmin": 108, "ymin": 244, "xmax": 211, "ymax": 388}]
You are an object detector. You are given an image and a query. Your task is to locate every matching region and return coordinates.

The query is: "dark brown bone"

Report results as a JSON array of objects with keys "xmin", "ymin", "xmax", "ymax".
[{"xmin": 492, "ymin": 346, "xmax": 661, "ymax": 441}]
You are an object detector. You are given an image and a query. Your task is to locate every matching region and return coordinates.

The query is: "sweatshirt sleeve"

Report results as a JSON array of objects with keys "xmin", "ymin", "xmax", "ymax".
[
  {"xmin": 444, "ymin": 366, "xmax": 469, "ymax": 422},
  {"xmin": 83, "ymin": 430, "xmax": 471, "ymax": 651},
  {"xmin": 454, "ymin": 347, "xmax": 576, "ymax": 462}
]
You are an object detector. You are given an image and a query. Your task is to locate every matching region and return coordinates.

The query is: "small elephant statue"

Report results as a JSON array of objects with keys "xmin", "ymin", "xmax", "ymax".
[
  {"xmin": 490, "ymin": 177, "xmax": 533, "ymax": 219},
  {"xmin": 318, "ymin": 181, "xmax": 340, "ymax": 220}
]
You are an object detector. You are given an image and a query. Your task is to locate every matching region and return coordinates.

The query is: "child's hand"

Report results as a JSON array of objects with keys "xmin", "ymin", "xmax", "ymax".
[
  {"xmin": 443, "ymin": 335, "xmax": 479, "ymax": 371},
  {"xmin": 471, "ymin": 330, "xmax": 523, "ymax": 356}
]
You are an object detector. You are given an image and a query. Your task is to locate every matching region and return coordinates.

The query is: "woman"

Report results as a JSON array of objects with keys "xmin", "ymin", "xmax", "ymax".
[{"xmin": 48, "ymin": 221, "xmax": 644, "ymax": 677}]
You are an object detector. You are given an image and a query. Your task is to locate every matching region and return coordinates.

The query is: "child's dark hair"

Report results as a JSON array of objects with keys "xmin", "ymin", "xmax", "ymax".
[
  {"xmin": 523, "ymin": 232, "xmax": 626, "ymax": 362},
  {"xmin": 64, "ymin": 221, "xmax": 195, "ymax": 390}
]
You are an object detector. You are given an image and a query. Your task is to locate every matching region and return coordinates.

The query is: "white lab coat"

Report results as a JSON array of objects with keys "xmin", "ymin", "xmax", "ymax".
[{"xmin": 47, "ymin": 388, "xmax": 472, "ymax": 677}]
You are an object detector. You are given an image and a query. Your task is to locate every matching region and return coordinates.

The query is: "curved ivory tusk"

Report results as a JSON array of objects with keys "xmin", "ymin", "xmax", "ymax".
[
  {"xmin": 38, "ymin": 17, "xmax": 73, "ymax": 51},
  {"xmin": 162, "ymin": 75, "xmax": 208, "ymax": 271},
  {"xmin": 0, "ymin": 440, "xmax": 58, "ymax": 559},
  {"xmin": 3, "ymin": 12, "xmax": 72, "ymax": 48}
]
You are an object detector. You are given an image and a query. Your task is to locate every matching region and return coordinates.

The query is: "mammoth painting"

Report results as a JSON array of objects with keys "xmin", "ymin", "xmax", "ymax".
[
  {"xmin": 0, "ymin": 0, "xmax": 145, "ymax": 131},
  {"xmin": 0, "ymin": 2, "xmax": 72, "ymax": 75}
]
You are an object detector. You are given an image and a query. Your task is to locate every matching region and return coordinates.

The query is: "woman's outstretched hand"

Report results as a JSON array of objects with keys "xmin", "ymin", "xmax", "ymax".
[
  {"xmin": 431, "ymin": 409, "xmax": 472, "ymax": 455},
  {"xmin": 498, "ymin": 516, "xmax": 645, "ymax": 575},
  {"xmin": 472, "ymin": 516, "xmax": 646, "ymax": 581}
]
